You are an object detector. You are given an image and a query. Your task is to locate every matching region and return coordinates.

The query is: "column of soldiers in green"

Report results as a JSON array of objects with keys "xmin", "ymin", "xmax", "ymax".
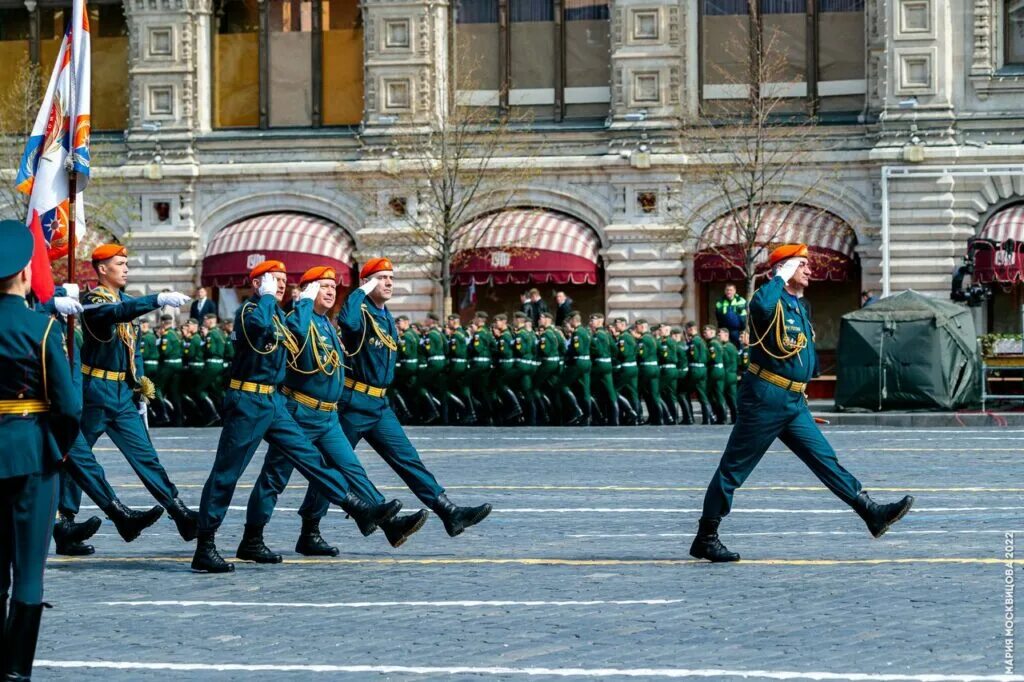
[
  {"xmin": 60, "ymin": 243, "xmax": 200, "ymax": 549},
  {"xmin": 563, "ymin": 312, "xmax": 592, "ymax": 423},
  {"xmin": 419, "ymin": 313, "xmax": 450, "ymax": 422},
  {"xmin": 192, "ymin": 259, "xmax": 404, "ymax": 574},
  {"xmin": 690, "ymin": 244, "xmax": 915, "ymax": 562},
  {"xmin": 155, "ymin": 314, "xmax": 183, "ymax": 424},
  {"xmin": 446, "ymin": 314, "xmax": 476, "ymax": 424},
  {"xmin": 243, "ymin": 265, "xmax": 429, "ymax": 561},
  {"xmin": 656, "ymin": 323, "xmax": 682, "ymax": 424},
  {"xmin": 537, "ymin": 311, "xmax": 583, "ymax": 424},
  {"xmin": 392, "ymin": 314, "xmax": 421, "ymax": 422},
  {"xmin": 718, "ymin": 327, "xmax": 739, "ymax": 423},
  {"xmin": 634, "ymin": 320, "xmax": 668, "ymax": 424},
  {"xmin": 492, "ymin": 313, "xmax": 524, "ymax": 422},
  {"xmin": 468, "ymin": 312, "xmax": 499, "ymax": 423},
  {"xmin": 512, "ymin": 312, "xmax": 541, "ymax": 424},
  {"xmin": 277, "ymin": 257, "xmax": 492, "ymax": 541},
  {"xmin": 683, "ymin": 321, "xmax": 713, "ymax": 424},
  {"xmin": 0, "ymin": 221, "xmax": 81, "ymax": 680},
  {"xmin": 612, "ymin": 317, "xmax": 640, "ymax": 422}
]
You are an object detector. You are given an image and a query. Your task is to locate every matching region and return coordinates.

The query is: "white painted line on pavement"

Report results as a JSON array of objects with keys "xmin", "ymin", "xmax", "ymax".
[
  {"xmin": 99, "ymin": 598, "xmax": 686, "ymax": 609},
  {"xmin": 33, "ymin": 660, "xmax": 1024, "ymax": 680},
  {"xmin": 568, "ymin": 529, "xmax": 1024, "ymax": 538}
]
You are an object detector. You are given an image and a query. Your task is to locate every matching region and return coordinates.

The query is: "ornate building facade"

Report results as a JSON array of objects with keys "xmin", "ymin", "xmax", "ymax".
[{"xmin": 1, "ymin": 0, "xmax": 1023, "ymax": 359}]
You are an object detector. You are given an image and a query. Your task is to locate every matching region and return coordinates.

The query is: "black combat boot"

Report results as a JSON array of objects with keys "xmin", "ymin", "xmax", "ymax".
[
  {"xmin": 192, "ymin": 531, "xmax": 234, "ymax": 573},
  {"xmin": 712, "ymin": 401, "xmax": 727, "ymax": 425},
  {"xmin": 167, "ymin": 498, "xmax": 198, "ymax": 541},
  {"xmin": 678, "ymin": 396, "xmax": 695, "ymax": 425},
  {"xmin": 431, "ymin": 494, "xmax": 492, "ymax": 537},
  {"xmin": 2, "ymin": 600, "xmax": 44, "ymax": 681},
  {"xmin": 699, "ymin": 401, "xmax": 715, "ymax": 425},
  {"xmin": 52, "ymin": 513, "xmax": 102, "ymax": 556},
  {"xmin": 342, "ymin": 494, "xmax": 402, "ymax": 537},
  {"xmin": 726, "ymin": 394, "xmax": 738, "ymax": 425},
  {"xmin": 199, "ymin": 396, "xmax": 221, "ymax": 427},
  {"xmin": 101, "ymin": 500, "xmax": 164, "ymax": 543},
  {"xmin": 689, "ymin": 518, "xmax": 740, "ymax": 563},
  {"xmin": 379, "ymin": 510, "xmax": 430, "ymax": 548},
  {"xmin": 852, "ymin": 492, "xmax": 914, "ymax": 538},
  {"xmin": 236, "ymin": 524, "xmax": 282, "ymax": 563},
  {"xmin": 295, "ymin": 518, "xmax": 339, "ymax": 557},
  {"xmin": 149, "ymin": 398, "xmax": 170, "ymax": 426}
]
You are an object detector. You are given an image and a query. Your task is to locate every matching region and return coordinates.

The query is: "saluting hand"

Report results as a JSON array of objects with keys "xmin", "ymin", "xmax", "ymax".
[
  {"xmin": 775, "ymin": 259, "xmax": 800, "ymax": 284},
  {"xmin": 53, "ymin": 297, "xmax": 84, "ymax": 315},
  {"xmin": 359, "ymin": 277, "xmax": 380, "ymax": 296},
  {"xmin": 300, "ymin": 281, "xmax": 320, "ymax": 301},
  {"xmin": 258, "ymin": 273, "xmax": 278, "ymax": 297},
  {"xmin": 157, "ymin": 291, "xmax": 191, "ymax": 308}
]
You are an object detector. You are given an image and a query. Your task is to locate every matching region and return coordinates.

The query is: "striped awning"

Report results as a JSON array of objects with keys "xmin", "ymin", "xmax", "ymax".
[
  {"xmin": 201, "ymin": 213, "xmax": 356, "ymax": 288},
  {"xmin": 453, "ymin": 209, "xmax": 602, "ymax": 285},
  {"xmin": 973, "ymin": 203, "xmax": 1024, "ymax": 284},
  {"xmin": 695, "ymin": 204, "xmax": 858, "ymax": 282}
]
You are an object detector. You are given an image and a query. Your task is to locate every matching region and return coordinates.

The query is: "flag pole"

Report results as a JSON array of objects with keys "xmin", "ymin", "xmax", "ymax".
[
  {"xmin": 66, "ymin": 175, "xmax": 77, "ymax": 361},
  {"xmin": 65, "ymin": 0, "xmax": 79, "ymax": 362}
]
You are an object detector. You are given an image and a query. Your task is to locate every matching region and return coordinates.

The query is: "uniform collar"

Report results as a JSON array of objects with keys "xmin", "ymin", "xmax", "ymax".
[{"xmin": 0, "ymin": 293, "xmax": 27, "ymax": 308}]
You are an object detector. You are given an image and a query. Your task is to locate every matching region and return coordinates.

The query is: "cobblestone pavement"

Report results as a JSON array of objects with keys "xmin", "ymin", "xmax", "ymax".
[{"xmin": 33, "ymin": 426, "xmax": 1024, "ymax": 681}]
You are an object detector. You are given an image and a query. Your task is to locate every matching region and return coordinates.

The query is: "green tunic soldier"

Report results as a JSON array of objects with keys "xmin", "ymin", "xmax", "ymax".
[
  {"xmin": 491, "ymin": 314, "xmax": 523, "ymax": 423},
  {"xmin": 671, "ymin": 327, "xmax": 694, "ymax": 424},
  {"xmin": 718, "ymin": 327, "xmax": 739, "ymax": 424},
  {"xmin": 691, "ymin": 244, "xmax": 914, "ymax": 562},
  {"xmin": 588, "ymin": 314, "xmax": 618, "ymax": 426},
  {"xmin": 447, "ymin": 315, "xmax": 476, "ymax": 424},
  {"xmin": 185, "ymin": 318, "xmax": 217, "ymax": 424},
  {"xmin": 612, "ymin": 317, "xmax": 640, "ymax": 421},
  {"xmin": 536, "ymin": 312, "xmax": 580, "ymax": 424},
  {"xmin": 563, "ymin": 312, "xmax": 592, "ymax": 424},
  {"xmin": 704, "ymin": 324, "xmax": 728, "ymax": 425},
  {"xmin": 202, "ymin": 314, "xmax": 228, "ymax": 409},
  {"xmin": 0, "ymin": 221, "xmax": 81, "ymax": 679},
  {"xmin": 635, "ymin": 320, "xmax": 665, "ymax": 425},
  {"xmin": 657, "ymin": 323, "xmax": 680, "ymax": 424},
  {"xmin": 392, "ymin": 315, "xmax": 420, "ymax": 422},
  {"xmin": 513, "ymin": 312, "xmax": 541, "ymax": 425},
  {"xmin": 158, "ymin": 316, "xmax": 184, "ymax": 425},
  {"xmin": 467, "ymin": 313, "xmax": 495, "ymax": 424},
  {"xmin": 684, "ymin": 321, "xmax": 713, "ymax": 424},
  {"xmin": 420, "ymin": 314, "xmax": 449, "ymax": 422},
  {"xmin": 139, "ymin": 319, "xmax": 164, "ymax": 424}
]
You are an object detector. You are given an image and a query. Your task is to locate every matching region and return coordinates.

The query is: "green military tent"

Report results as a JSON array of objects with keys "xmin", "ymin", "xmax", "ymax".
[{"xmin": 834, "ymin": 290, "xmax": 981, "ymax": 411}]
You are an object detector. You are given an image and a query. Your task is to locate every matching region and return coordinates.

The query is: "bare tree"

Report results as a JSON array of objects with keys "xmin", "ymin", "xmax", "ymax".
[
  {"xmin": 670, "ymin": 2, "xmax": 847, "ymax": 299},
  {"xmin": 0, "ymin": 57, "xmax": 131, "ymax": 287},
  {"xmin": 359, "ymin": 60, "xmax": 542, "ymax": 318}
]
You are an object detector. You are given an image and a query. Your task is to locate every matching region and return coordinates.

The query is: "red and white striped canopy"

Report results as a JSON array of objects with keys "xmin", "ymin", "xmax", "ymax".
[
  {"xmin": 202, "ymin": 212, "xmax": 356, "ymax": 287},
  {"xmin": 980, "ymin": 203, "xmax": 1024, "ymax": 243},
  {"xmin": 453, "ymin": 209, "xmax": 602, "ymax": 285},
  {"xmin": 696, "ymin": 204, "xmax": 857, "ymax": 282}
]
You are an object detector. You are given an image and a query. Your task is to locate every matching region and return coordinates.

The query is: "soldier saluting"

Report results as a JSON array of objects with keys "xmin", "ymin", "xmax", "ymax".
[
  {"xmin": 0, "ymin": 220, "xmax": 81, "ymax": 679},
  {"xmin": 690, "ymin": 244, "xmax": 914, "ymax": 562}
]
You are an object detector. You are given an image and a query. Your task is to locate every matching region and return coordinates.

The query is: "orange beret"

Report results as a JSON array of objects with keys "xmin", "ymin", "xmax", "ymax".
[
  {"xmin": 91, "ymin": 244, "xmax": 127, "ymax": 262},
  {"xmin": 249, "ymin": 259, "xmax": 287, "ymax": 281},
  {"xmin": 360, "ymin": 257, "xmax": 394, "ymax": 280},
  {"xmin": 768, "ymin": 244, "xmax": 809, "ymax": 269},
  {"xmin": 299, "ymin": 266, "xmax": 337, "ymax": 286}
]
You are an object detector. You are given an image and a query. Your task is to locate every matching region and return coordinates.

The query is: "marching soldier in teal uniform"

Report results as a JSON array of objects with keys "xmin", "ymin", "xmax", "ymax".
[
  {"xmin": 613, "ymin": 317, "xmax": 640, "ymax": 422},
  {"xmin": 244, "ymin": 266, "xmax": 427, "ymax": 560},
  {"xmin": 671, "ymin": 327, "xmax": 694, "ymax": 424},
  {"xmin": 718, "ymin": 327, "xmax": 739, "ymax": 424},
  {"xmin": 392, "ymin": 315, "xmax": 420, "ymax": 423},
  {"xmin": 202, "ymin": 313, "xmax": 227, "ymax": 413},
  {"xmin": 491, "ymin": 314, "xmax": 522, "ymax": 424},
  {"xmin": 684, "ymin": 321, "xmax": 713, "ymax": 425},
  {"xmin": 690, "ymin": 245, "xmax": 914, "ymax": 562},
  {"xmin": 467, "ymin": 312, "xmax": 495, "ymax": 425},
  {"xmin": 704, "ymin": 324, "xmax": 728, "ymax": 425},
  {"xmin": 563, "ymin": 312, "xmax": 592, "ymax": 424},
  {"xmin": 0, "ymin": 220, "xmax": 81, "ymax": 681},
  {"xmin": 192, "ymin": 260, "xmax": 403, "ymax": 573},
  {"xmin": 657, "ymin": 323, "xmax": 680, "ymax": 424},
  {"xmin": 512, "ymin": 312, "xmax": 541, "ymax": 425},
  {"xmin": 588, "ymin": 313, "xmax": 618, "ymax": 426},
  {"xmin": 158, "ymin": 314, "xmax": 183, "ymax": 425},
  {"xmin": 634, "ymin": 320, "xmax": 665, "ymax": 425},
  {"xmin": 319, "ymin": 258, "xmax": 491, "ymax": 538},
  {"xmin": 61, "ymin": 244, "xmax": 199, "ymax": 545}
]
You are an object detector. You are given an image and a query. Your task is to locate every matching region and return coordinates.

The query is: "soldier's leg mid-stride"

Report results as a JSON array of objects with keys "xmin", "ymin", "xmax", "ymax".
[{"xmin": 690, "ymin": 246, "xmax": 914, "ymax": 563}]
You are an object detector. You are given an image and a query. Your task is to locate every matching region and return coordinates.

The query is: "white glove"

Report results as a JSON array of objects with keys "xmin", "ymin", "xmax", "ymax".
[
  {"xmin": 775, "ymin": 258, "xmax": 800, "ymax": 284},
  {"xmin": 61, "ymin": 283, "xmax": 80, "ymax": 300},
  {"xmin": 157, "ymin": 291, "xmax": 191, "ymax": 308},
  {"xmin": 53, "ymin": 297, "xmax": 84, "ymax": 315},
  {"xmin": 258, "ymin": 273, "xmax": 278, "ymax": 297},
  {"xmin": 359, "ymin": 277, "xmax": 380, "ymax": 295},
  {"xmin": 300, "ymin": 281, "xmax": 320, "ymax": 301}
]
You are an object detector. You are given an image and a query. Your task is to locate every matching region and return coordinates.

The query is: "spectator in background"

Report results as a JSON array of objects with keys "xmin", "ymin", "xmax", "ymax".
[
  {"xmin": 861, "ymin": 290, "xmax": 878, "ymax": 308},
  {"xmin": 714, "ymin": 284, "xmax": 747, "ymax": 348},
  {"xmin": 282, "ymin": 285, "xmax": 301, "ymax": 313},
  {"xmin": 554, "ymin": 290, "xmax": 573, "ymax": 327},
  {"xmin": 522, "ymin": 288, "xmax": 549, "ymax": 327},
  {"xmin": 190, "ymin": 286, "xmax": 217, "ymax": 321}
]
